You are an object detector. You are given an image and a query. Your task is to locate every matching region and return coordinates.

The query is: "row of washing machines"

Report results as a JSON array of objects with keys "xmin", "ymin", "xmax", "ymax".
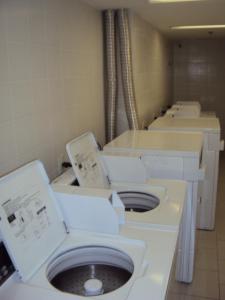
[{"xmin": 0, "ymin": 101, "xmax": 223, "ymax": 300}]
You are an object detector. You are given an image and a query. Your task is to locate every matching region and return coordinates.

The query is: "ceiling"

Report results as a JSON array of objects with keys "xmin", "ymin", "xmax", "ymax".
[{"xmin": 84, "ymin": 0, "xmax": 225, "ymax": 39}]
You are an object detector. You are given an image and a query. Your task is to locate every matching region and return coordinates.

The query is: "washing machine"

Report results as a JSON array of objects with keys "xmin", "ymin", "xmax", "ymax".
[
  {"xmin": 56, "ymin": 132, "xmax": 197, "ymax": 282},
  {"xmin": 102, "ymin": 130, "xmax": 204, "ymax": 281},
  {"xmin": 0, "ymin": 161, "xmax": 182, "ymax": 300},
  {"xmin": 167, "ymin": 102, "xmax": 216, "ymax": 118},
  {"xmin": 149, "ymin": 116, "xmax": 224, "ymax": 230},
  {"xmin": 176, "ymin": 101, "xmax": 201, "ymax": 109},
  {"xmin": 200, "ymin": 111, "xmax": 217, "ymax": 118},
  {"xmin": 166, "ymin": 104, "xmax": 201, "ymax": 118}
]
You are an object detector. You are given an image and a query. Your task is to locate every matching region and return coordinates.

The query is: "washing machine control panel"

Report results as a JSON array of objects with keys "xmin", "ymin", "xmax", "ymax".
[{"xmin": 0, "ymin": 242, "xmax": 15, "ymax": 286}]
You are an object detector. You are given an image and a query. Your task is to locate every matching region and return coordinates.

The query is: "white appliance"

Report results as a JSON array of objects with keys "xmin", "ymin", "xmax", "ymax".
[
  {"xmin": 0, "ymin": 161, "xmax": 182, "ymax": 300},
  {"xmin": 200, "ymin": 111, "xmax": 216, "ymax": 118},
  {"xmin": 149, "ymin": 116, "xmax": 224, "ymax": 230},
  {"xmin": 176, "ymin": 101, "xmax": 201, "ymax": 109},
  {"xmin": 62, "ymin": 132, "xmax": 195, "ymax": 282},
  {"xmin": 166, "ymin": 104, "xmax": 201, "ymax": 118},
  {"xmin": 167, "ymin": 102, "xmax": 216, "ymax": 118},
  {"xmin": 103, "ymin": 130, "xmax": 204, "ymax": 282}
]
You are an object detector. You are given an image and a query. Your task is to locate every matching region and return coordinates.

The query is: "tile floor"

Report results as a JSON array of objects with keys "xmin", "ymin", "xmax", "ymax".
[{"xmin": 167, "ymin": 154, "xmax": 225, "ymax": 300}]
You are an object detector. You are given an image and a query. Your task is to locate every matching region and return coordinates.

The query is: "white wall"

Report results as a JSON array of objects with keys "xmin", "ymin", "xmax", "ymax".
[
  {"xmin": 0, "ymin": 0, "xmax": 104, "ymax": 179},
  {"xmin": 130, "ymin": 12, "xmax": 172, "ymax": 128},
  {"xmin": 173, "ymin": 39, "xmax": 225, "ymax": 137}
]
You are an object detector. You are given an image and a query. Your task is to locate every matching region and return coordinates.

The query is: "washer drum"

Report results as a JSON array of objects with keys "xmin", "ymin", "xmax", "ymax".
[
  {"xmin": 118, "ymin": 191, "xmax": 160, "ymax": 212},
  {"xmin": 47, "ymin": 246, "xmax": 134, "ymax": 297}
]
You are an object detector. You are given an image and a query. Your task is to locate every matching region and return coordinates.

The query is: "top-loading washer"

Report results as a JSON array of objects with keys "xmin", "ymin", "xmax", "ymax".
[
  {"xmin": 149, "ymin": 116, "xmax": 224, "ymax": 230},
  {"xmin": 166, "ymin": 104, "xmax": 201, "ymax": 118},
  {"xmin": 200, "ymin": 111, "xmax": 217, "ymax": 118},
  {"xmin": 175, "ymin": 101, "xmax": 201, "ymax": 111},
  {"xmin": 169, "ymin": 101, "xmax": 216, "ymax": 118},
  {"xmin": 102, "ymin": 130, "xmax": 204, "ymax": 281},
  {"xmin": 58, "ymin": 132, "xmax": 194, "ymax": 282},
  {"xmin": 0, "ymin": 161, "xmax": 183, "ymax": 300},
  {"xmin": 174, "ymin": 101, "xmax": 216, "ymax": 117}
]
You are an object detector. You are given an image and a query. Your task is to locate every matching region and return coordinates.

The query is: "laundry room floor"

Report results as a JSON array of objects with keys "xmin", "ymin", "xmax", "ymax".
[{"xmin": 167, "ymin": 154, "xmax": 225, "ymax": 300}]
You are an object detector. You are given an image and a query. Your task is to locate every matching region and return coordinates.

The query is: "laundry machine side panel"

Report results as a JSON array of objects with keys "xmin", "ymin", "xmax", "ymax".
[
  {"xmin": 175, "ymin": 181, "xmax": 197, "ymax": 283},
  {"xmin": 208, "ymin": 133, "xmax": 222, "ymax": 151},
  {"xmin": 210, "ymin": 150, "xmax": 220, "ymax": 229},
  {"xmin": 198, "ymin": 150, "xmax": 216, "ymax": 230}
]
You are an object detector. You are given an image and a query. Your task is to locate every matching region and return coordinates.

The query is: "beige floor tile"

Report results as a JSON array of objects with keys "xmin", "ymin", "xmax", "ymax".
[
  {"xmin": 166, "ymin": 292, "xmax": 186, "ymax": 300},
  {"xmin": 218, "ymin": 260, "xmax": 225, "ymax": 284},
  {"xmin": 195, "ymin": 248, "xmax": 218, "ymax": 271},
  {"xmin": 196, "ymin": 230, "xmax": 217, "ymax": 249},
  {"xmin": 197, "ymin": 238, "xmax": 217, "ymax": 249},
  {"xmin": 216, "ymin": 215, "xmax": 225, "ymax": 224},
  {"xmin": 218, "ymin": 241, "xmax": 225, "ymax": 260},
  {"xmin": 197, "ymin": 230, "xmax": 217, "ymax": 242},
  {"xmin": 220, "ymin": 284, "xmax": 225, "ymax": 299},
  {"xmin": 166, "ymin": 293, "xmax": 209, "ymax": 300},
  {"xmin": 170, "ymin": 270, "xmax": 219, "ymax": 299},
  {"xmin": 215, "ymin": 209, "xmax": 225, "ymax": 222},
  {"xmin": 183, "ymin": 297, "xmax": 210, "ymax": 300},
  {"xmin": 216, "ymin": 229, "xmax": 225, "ymax": 241},
  {"xmin": 217, "ymin": 235, "xmax": 225, "ymax": 242}
]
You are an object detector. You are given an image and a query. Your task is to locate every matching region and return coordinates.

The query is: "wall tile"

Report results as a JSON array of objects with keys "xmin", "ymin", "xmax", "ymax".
[
  {"xmin": 0, "ymin": 121, "xmax": 17, "ymax": 176},
  {"xmin": 173, "ymin": 39, "xmax": 225, "ymax": 137},
  {"xmin": 6, "ymin": 8, "xmax": 29, "ymax": 43},
  {"xmin": 0, "ymin": 0, "xmax": 104, "ymax": 180},
  {"xmin": 28, "ymin": 13, "xmax": 46, "ymax": 44},
  {"xmin": 0, "ymin": 83, "xmax": 12, "ymax": 123},
  {"xmin": 13, "ymin": 116, "xmax": 38, "ymax": 165},
  {"xmin": 0, "ymin": 43, "xmax": 9, "ymax": 82},
  {"xmin": 32, "ymin": 79, "xmax": 50, "ymax": 113},
  {"xmin": 10, "ymin": 81, "xmax": 34, "ymax": 119},
  {"xmin": 8, "ymin": 42, "xmax": 31, "ymax": 81},
  {"xmin": 128, "ymin": 12, "xmax": 172, "ymax": 131},
  {"xmin": 29, "ymin": 43, "xmax": 47, "ymax": 79}
]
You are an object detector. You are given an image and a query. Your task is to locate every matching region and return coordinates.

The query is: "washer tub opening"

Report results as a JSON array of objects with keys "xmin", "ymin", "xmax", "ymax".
[
  {"xmin": 118, "ymin": 191, "xmax": 160, "ymax": 213},
  {"xmin": 47, "ymin": 246, "xmax": 134, "ymax": 297}
]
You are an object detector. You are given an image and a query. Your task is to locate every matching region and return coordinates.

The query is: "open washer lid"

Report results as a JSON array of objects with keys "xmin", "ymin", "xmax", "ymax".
[
  {"xmin": 66, "ymin": 132, "xmax": 110, "ymax": 189},
  {"xmin": 0, "ymin": 161, "xmax": 66, "ymax": 282}
]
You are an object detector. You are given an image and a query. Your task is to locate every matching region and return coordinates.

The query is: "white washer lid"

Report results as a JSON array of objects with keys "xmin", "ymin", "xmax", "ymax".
[
  {"xmin": 66, "ymin": 132, "xmax": 110, "ymax": 189},
  {"xmin": 0, "ymin": 161, "xmax": 66, "ymax": 282},
  {"xmin": 104, "ymin": 130, "xmax": 203, "ymax": 157}
]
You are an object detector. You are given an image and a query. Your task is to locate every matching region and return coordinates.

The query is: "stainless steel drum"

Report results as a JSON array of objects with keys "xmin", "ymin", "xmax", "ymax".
[
  {"xmin": 47, "ymin": 246, "xmax": 134, "ymax": 297},
  {"xmin": 118, "ymin": 191, "xmax": 160, "ymax": 212}
]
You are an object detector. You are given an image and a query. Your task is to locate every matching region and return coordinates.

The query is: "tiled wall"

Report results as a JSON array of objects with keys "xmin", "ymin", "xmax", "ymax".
[
  {"xmin": 0, "ymin": 0, "xmax": 104, "ymax": 179},
  {"xmin": 130, "ymin": 12, "xmax": 172, "ymax": 128},
  {"xmin": 173, "ymin": 39, "xmax": 225, "ymax": 137}
]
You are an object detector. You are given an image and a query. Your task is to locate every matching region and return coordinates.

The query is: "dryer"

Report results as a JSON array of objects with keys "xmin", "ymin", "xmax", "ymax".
[
  {"xmin": 55, "ymin": 132, "xmax": 196, "ymax": 282},
  {"xmin": 149, "ymin": 116, "xmax": 224, "ymax": 230},
  {"xmin": 0, "ymin": 161, "xmax": 182, "ymax": 300}
]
